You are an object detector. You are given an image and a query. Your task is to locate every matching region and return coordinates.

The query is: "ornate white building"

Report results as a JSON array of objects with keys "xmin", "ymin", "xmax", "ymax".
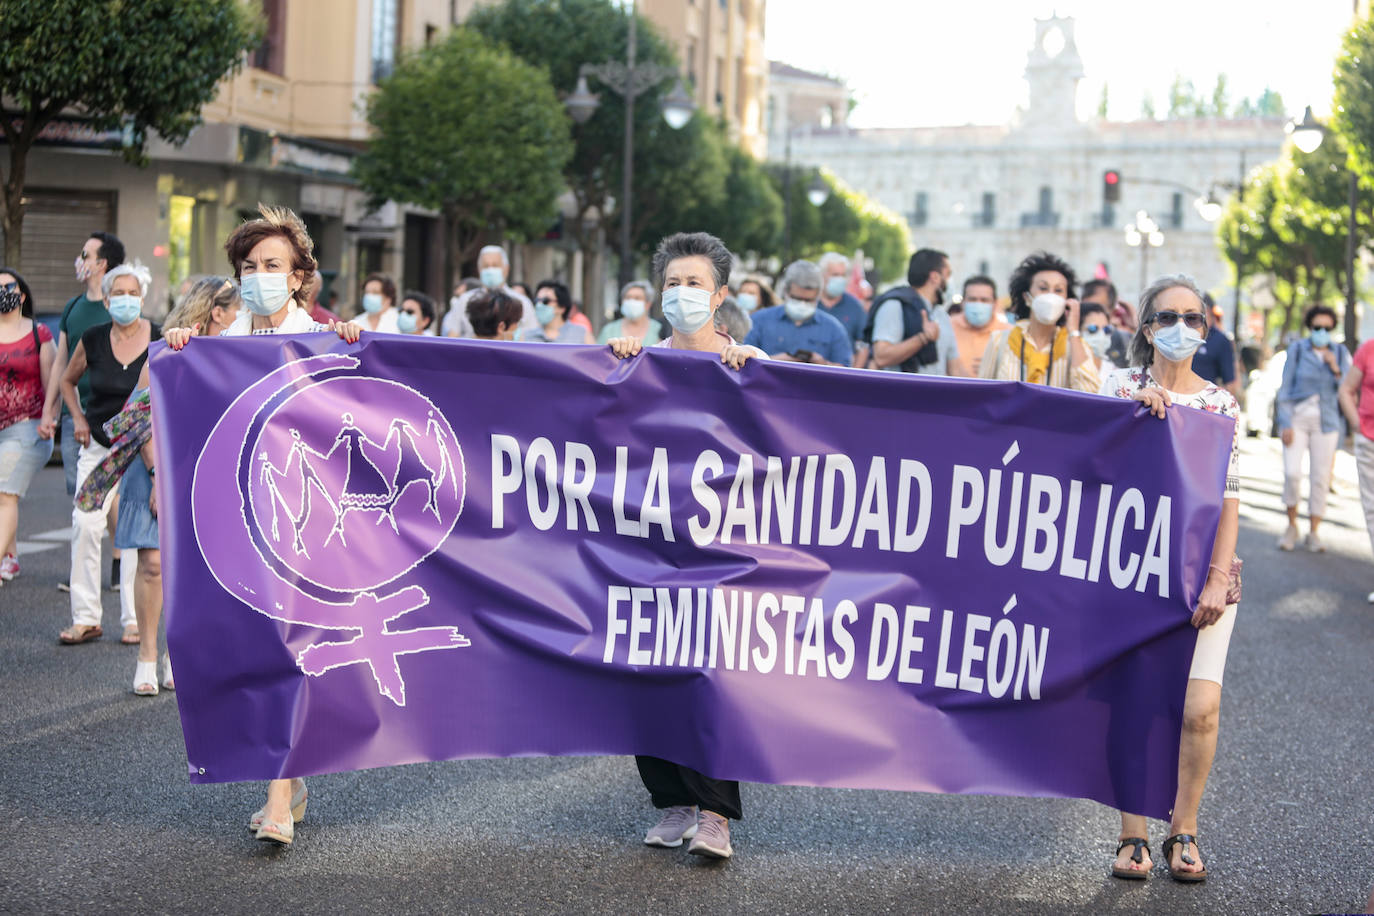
[{"xmin": 790, "ymin": 16, "xmax": 1287, "ymax": 310}]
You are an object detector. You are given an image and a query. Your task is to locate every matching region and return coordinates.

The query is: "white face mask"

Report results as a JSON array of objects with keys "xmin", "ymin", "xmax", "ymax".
[
  {"xmin": 736, "ymin": 292, "xmax": 758, "ymax": 313},
  {"xmin": 784, "ymin": 298, "xmax": 818, "ymax": 323},
  {"xmin": 621, "ymin": 298, "xmax": 647, "ymax": 320},
  {"xmin": 661, "ymin": 285, "xmax": 714, "ymax": 334},
  {"xmin": 1029, "ymin": 293, "xmax": 1066, "ymax": 325}
]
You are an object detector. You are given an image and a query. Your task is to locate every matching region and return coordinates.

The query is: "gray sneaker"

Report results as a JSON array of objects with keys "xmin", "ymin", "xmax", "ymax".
[
  {"xmin": 644, "ymin": 805, "xmax": 698, "ymax": 848},
  {"xmin": 687, "ymin": 810, "xmax": 733, "ymax": 859}
]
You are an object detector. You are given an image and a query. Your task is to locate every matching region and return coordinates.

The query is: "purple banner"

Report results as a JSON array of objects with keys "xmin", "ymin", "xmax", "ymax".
[{"xmin": 149, "ymin": 334, "xmax": 1232, "ymax": 819}]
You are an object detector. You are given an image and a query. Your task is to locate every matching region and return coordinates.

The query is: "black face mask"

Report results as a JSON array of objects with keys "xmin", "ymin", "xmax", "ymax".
[{"xmin": 0, "ymin": 289, "xmax": 21, "ymax": 314}]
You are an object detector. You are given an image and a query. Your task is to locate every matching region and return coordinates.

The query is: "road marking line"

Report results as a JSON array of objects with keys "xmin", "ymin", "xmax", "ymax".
[
  {"xmin": 15, "ymin": 540, "xmax": 62, "ymax": 556},
  {"xmin": 31, "ymin": 527, "xmax": 73, "ymax": 542}
]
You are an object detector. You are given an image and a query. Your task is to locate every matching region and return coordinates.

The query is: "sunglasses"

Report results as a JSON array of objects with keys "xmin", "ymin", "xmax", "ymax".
[
  {"xmin": 1083, "ymin": 323, "xmax": 1106, "ymax": 335},
  {"xmin": 0, "ymin": 281, "xmax": 18, "ymax": 293},
  {"xmin": 1151, "ymin": 310, "xmax": 1208, "ymax": 331},
  {"xmin": 536, "ymin": 297, "xmax": 556, "ymax": 305}
]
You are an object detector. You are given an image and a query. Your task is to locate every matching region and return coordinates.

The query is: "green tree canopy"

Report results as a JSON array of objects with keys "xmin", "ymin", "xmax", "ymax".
[
  {"xmin": 1334, "ymin": 14, "xmax": 1374, "ymax": 188},
  {"xmin": 352, "ymin": 28, "xmax": 572, "ymax": 291},
  {"xmin": 0, "ymin": 0, "xmax": 261, "ymax": 265},
  {"xmin": 469, "ymin": 0, "xmax": 705, "ymax": 302}
]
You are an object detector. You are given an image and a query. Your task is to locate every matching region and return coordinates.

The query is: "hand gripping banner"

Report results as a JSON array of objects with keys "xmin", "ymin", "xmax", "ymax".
[{"xmin": 149, "ymin": 334, "xmax": 1233, "ymax": 819}]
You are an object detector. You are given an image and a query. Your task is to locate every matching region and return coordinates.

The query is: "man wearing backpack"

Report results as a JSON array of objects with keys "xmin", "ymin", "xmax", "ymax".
[{"xmin": 868, "ymin": 248, "xmax": 962, "ymax": 375}]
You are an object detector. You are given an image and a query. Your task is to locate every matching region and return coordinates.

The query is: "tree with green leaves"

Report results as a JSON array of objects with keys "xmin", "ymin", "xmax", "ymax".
[
  {"xmin": 1334, "ymin": 15, "xmax": 1374, "ymax": 191},
  {"xmin": 681, "ymin": 128, "xmax": 782, "ymax": 259},
  {"xmin": 353, "ymin": 28, "xmax": 572, "ymax": 295},
  {"xmin": 468, "ymin": 0, "xmax": 700, "ymax": 306},
  {"xmin": 1167, "ymin": 75, "xmax": 1199, "ymax": 119},
  {"xmin": 0, "ymin": 0, "xmax": 261, "ymax": 266},
  {"xmin": 1140, "ymin": 91, "xmax": 1157, "ymax": 120}
]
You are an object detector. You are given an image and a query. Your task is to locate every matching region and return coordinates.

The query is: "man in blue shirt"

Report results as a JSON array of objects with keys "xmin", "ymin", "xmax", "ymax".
[
  {"xmin": 1190, "ymin": 294, "xmax": 1240, "ymax": 396},
  {"xmin": 818, "ymin": 251, "xmax": 868, "ymax": 368},
  {"xmin": 743, "ymin": 260, "xmax": 852, "ymax": 366}
]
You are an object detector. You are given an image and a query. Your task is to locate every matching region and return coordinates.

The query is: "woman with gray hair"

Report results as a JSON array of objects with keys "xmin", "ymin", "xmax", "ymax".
[
  {"xmin": 608, "ymin": 231, "xmax": 762, "ymax": 861},
  {"xmin": 597, "ymin": 280, "xmax": 663, "ymax": 345},
  {"xmin": 57, "ymin": 261, "xmax": 160, "ymax": 646},
  {"xmin": 1098, "ymin": 275, "xmax": 1241, "ymax": 884}
]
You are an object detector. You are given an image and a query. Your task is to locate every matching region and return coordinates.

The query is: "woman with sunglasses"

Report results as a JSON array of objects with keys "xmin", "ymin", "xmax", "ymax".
[
  {"xmin": 1072, "ymin": 301, "xmax": 1118, "ymax": 392},
  {"xmin": 1275, "ymin": 305, "xmax": 1348, "ymax": 552},
  {"xmin": 979, "ymin": 251, "xmax": 1095, "ymax": 389},
  {"xmin": 1098, "ymin": 275, "xmax": 1240, "ymax": 884},
  {"xmin": 519, "ymin": 280, "xmax": 594, "ymax": 344},
  {"xmin": 0, "ymin": 268, "xmax": 56, "ymax": 586}
]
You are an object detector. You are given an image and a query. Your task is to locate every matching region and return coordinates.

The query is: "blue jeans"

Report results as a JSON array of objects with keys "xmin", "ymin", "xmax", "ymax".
[{"xmin": 61, "ymin": 414, "xmax": 79, "ymax": 495}]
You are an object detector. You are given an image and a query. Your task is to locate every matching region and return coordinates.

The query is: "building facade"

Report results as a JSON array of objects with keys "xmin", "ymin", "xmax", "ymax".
[
  {"xmin": 0, "ymin": 0, "xmax": 463, "ymax": 319},
  {"xmin": 790, "ymin": 16, "xmax": 1287, "ymax": 316},
  {"xmin": 764, "ymin": 61, "xmax": 849, "ymax": 159},
  {"xmin": 640, "ymin": 0, "xmax": 769, "ymax": 158}
]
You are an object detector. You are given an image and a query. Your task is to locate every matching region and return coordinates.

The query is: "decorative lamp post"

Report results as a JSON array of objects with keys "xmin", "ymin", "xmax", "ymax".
[
  {"xmin": 1124, "ymin": 210, "xmax": 1164, "ymax": 292},
  {"xmin": 564, "ymin": 0, "xmax": 697, "ymax": 289}
]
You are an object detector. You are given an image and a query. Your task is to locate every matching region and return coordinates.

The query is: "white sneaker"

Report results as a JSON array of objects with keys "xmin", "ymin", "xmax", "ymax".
[
  {"xmin": 644, "ymin": 805, "xmax": 698, "ymax": 848},
  {"xmin": 1306, "ymin": 532, "xmax": 1325, "ymax": 553},
  {"xmin": 687, "ymin": 810, "xmax": 733, "ymax": 859},
  {"xmin": 1277, "ymin": 526, "xmax": 1299, "ymax": 551}
]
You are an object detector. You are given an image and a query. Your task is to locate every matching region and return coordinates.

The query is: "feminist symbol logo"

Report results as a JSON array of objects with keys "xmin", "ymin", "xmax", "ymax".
[{"xmin": 192, "ymin": 354, "xmax": 470, "ymax": 706}]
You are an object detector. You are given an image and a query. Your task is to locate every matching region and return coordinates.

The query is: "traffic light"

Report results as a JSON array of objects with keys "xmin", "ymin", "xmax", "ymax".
[{"xmin": 1103, "ymin": 169, "xmax": 1122, "ymax": 203}]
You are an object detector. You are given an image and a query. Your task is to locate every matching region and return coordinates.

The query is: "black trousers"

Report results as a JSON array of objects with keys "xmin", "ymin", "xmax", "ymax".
[{"xmin": 635, "ymin": 756, "xmax": 742, "ymax": 820}]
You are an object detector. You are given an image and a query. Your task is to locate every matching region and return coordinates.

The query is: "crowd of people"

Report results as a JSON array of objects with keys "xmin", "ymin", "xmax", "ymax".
[{"xmin": 2, "ymin": 204, "xmax": 1370, "ymax": 882}]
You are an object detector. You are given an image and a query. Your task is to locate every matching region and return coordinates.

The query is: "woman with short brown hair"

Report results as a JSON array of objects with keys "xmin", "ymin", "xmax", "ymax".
[{"xmin": 166, "ymin": 204, "xmax": 359, "ymax": 846}]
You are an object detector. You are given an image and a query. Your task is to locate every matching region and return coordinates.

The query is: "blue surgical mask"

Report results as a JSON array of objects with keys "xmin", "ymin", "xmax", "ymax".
[
  {"xmin": 661, "ymin": 285, "xmax": 714, "ymax": 334},
  {"xmin": 784, "ymin": 298, "xmax": 818, "ymax": 323},
  {"xmin": 534, "ymin": 302, "xmax": 556, "ymax": 326},
  {"xmin": 480, "ymin": 266, "xmax": 504, "ymax": 289},
  {"xmin": 963, "ymin": 301, "xmax": 994, "ymax": 328},
  {"xmin": 824, "ymin": 276, "xmax": 847, "ymax": 298},
  {"xmin": 736, "ymin": 292, "xmax": 758, "ymax": 313},
  {"xmin": 361, "ymin": 292, "xmax": 384, "ymax": 314},
  {"xmin": 397, "ymin": 311, "xmax": 419, "ymax": 334},
  {"xmin": 1310, "ymin": 328, "xmax": 1332, "ymax": 348},
  {"xmin": 108, "ymin": 294, "xmax": 141, "ymax": 326},
  {"xmin": 1150, "ymin": 322, "xmax": 1205, "ymax": 362},
  {"xmin": 621, "ymin": 299, "xmax": 647, "ymax": 320},
  {"xmin": 240, "ymin": 272, "xmax": 293, "ymax": 317},
  {"xmin": 1084, "ymin": 329, "xmax": 1113, "ymax": 358}
]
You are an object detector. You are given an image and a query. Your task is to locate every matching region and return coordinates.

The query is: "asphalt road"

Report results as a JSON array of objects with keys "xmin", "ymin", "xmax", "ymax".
[{"xmin": 1, "ymin": 438, "xmax": 1371, "ymax": 915}]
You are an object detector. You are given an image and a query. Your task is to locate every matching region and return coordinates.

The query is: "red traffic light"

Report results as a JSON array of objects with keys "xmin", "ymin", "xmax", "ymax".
[{"xmin": 1103, "ymin": 170, "xmax": 1122, "ymax": 203}]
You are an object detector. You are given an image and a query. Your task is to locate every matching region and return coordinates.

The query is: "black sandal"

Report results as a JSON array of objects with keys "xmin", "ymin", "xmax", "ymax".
[
  {"xmin": 1111, "ymin": 837, "xmax": 1151, "ymax": 880},
  {"xmin": 1162, "ymin": 833, "xmax": 1208, "ymax": 883}
]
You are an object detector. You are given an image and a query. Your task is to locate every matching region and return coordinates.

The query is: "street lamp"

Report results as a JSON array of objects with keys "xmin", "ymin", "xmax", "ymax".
[
  {"xmin": 564, "ymin": 0, "xmax": 697, "ymax": 289},
  {"xmin": 1286, "ymin": 105, "xmax": 1325, "ymax": 155},
  {"xmin": 806, "ymin": 175, "xmax": 831, "ymax": 208},
  {"xmin": 1124, "ymin": 210, "xmax": 1164, "ymax": 292},
  {"xmin": 1284, "ymin": 105, "xmax": 1359, "ymax": 349},
  {"xmin": 1194, "ymin": 192, "xmax": 1224, "ymax": 223}
]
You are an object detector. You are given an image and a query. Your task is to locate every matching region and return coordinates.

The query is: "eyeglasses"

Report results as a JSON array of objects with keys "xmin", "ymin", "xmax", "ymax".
[
  {"xmin": 1083, "ymin": 323, "xmax": 1106, "ymax": 335},
  {"xmin": 1151, "ymin": 311, "xmax": 1208, "ymax": 331}
]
